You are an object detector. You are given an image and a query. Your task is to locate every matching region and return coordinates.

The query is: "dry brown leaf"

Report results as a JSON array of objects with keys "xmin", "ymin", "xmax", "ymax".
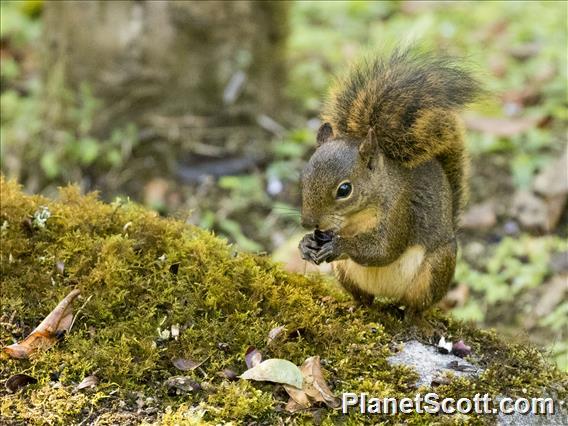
[
  {"xmin": 284, "ymin": 398, "xmax": 308, "ymax": 413},
  {"xmin": 172, "ymin": 357, "xmax": 206, "ymax": 371},
  {"xmin": 5, "ymin": 374, "xmax": 37, "ymax": 393},
  {"xmin": 302, "ymin": 356, "xmax": 340, "ymax": 408},
  {"xmin": 218, "ymin": 368, "xmax": 238, "ymax": 381},
  {"xmin": 3, "ymin": 289, "xmax": 81, "ymax": 359},
  {"xmin": 284, "ymin": 356, "xmax": 340, "ymax": 412},
  {"xmin": 284, "ymin": 383, "xmax": 311, "ymax": 410},
  {"xmin": 245, "ymin": 346, "xmax": 262, "ymax": 369},
  {"xmin": 76, "ymin": 375, "xmax": 98, "ymax": 391},
  {"xmin": 267, "ymin": 325, "xmax": 285, "ymax": 345}
]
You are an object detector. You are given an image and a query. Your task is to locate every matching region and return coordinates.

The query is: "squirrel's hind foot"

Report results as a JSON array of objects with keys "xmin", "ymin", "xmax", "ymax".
[{"xmin": 403, "ymin": 309, "xmax": 437, "ymax": 338}]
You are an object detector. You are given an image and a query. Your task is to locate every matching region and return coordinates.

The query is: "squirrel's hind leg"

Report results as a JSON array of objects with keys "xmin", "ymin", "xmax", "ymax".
[
  {"xmin": 338, "ymin": 275, "xmax": 375, "ymax": 306},
  {"xmin": 401, "ymin": 239, "xmax": 457, "ymax": 335},
  {"xmin": 401, "ymin": 239, "xmax": 457, "ymax": 311}
]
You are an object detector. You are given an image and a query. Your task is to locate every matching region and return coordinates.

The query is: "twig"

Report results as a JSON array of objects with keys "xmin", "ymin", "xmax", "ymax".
[{"xmin": 69, "ymin": 295, "xmax": 93, "ymax": 332}]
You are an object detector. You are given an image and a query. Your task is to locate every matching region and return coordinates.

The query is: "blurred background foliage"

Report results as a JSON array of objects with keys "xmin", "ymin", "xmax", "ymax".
[{"xmin": 1, "ymin": 0, "xmax": 566, "ymax": 369}]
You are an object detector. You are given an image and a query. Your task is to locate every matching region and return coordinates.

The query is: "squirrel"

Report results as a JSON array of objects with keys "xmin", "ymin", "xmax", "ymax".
[{"xmin": 299, "ymin": 48, "xmax": 482, "ymax": 313}]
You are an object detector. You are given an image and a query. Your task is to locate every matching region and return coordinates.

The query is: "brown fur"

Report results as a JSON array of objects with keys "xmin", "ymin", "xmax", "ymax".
[{"xmin": 340, "ymin": 207, "xmax": 380, "ymax": 238}]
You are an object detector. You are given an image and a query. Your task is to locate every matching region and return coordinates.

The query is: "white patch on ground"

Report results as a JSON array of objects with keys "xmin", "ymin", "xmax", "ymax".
[{"xmin": 387, "ymin": 339, "xmax": 481, "ymax": 387}]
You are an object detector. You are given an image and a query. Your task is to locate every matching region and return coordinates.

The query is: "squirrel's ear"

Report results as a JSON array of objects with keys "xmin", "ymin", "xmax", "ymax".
[
  {"xmin": 359, "ymin": 127, "xmax": 378, "ymax": 160},
  {"xmin": 316, "ymin": 122, "xmax": 334, "ymax": 147}
]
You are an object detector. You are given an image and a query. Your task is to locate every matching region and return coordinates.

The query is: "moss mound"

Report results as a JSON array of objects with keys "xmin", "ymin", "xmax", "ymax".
[{"xmin": 1, "ymin": 178, "xmax": 566, "ymax": 424}]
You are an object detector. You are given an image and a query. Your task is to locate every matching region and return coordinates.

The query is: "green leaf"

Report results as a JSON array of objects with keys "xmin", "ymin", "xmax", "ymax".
[{"xmin": 240, "ymin": 358, "xmax": 303, "ymax": 389}]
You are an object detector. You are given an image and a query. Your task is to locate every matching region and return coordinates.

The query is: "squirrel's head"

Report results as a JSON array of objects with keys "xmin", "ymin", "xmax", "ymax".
[{"xmin": 300, "ymin": 123, "xmax": 388, "ymax": 235}]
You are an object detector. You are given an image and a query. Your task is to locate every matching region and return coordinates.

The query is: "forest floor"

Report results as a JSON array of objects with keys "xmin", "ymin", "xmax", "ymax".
[{"xmin": 1, "ymin": 0, "xmax": 566, "ymax": 372}]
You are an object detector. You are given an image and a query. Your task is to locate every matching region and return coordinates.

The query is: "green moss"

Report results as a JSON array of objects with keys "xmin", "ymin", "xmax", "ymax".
[{"xmin": 1, "ymin": 177, "xmax": 566, "ymax": 424}]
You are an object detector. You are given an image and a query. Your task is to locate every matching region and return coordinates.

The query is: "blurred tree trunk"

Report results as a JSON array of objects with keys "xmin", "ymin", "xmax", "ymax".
[{"xmin": 41, "ymin": 0, "xmax": 289, "ymax": 193}]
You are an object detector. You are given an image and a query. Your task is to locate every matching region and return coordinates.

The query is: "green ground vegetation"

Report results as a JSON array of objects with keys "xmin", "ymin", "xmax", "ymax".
[{"xmin": 1, "ymin": 178, "xmax": 566, "ymax": 424}]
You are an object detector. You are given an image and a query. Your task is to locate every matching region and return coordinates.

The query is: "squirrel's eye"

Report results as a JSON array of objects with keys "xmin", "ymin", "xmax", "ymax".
[{"xmin": 336, "ymin": 182, "xmax": 352, "ymax": 199}]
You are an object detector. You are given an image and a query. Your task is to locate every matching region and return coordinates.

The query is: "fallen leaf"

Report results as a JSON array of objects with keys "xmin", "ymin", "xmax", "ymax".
[
  {"xmin": 172, "ymin": 357, "xmax": 205, "ymax": 371},
  {"xmin": 76, "ymin": 375, "xmax": 98, "ymax": 391},
  {"xmin": 285, "ymin": 398, "xmax": 308, "ymax": 413},
  {"xmin": 501, "ymin": 87, "xmax": 542, "ymax": 109},
  {"xmin": 5, "ymin": 374, "xmax": 37, "ymax": 393},
  {"xmin": 245, "ymin": 346, "xmax": 262, "ymax": 369},
  {"xmin": 284, "ymin": 356, "xmax": 340, "ymax": 410},
  {"xmin": 451, "ymin": 340, "xmax": 472, "ymax": 358},
  {"xmin": 267, "ymin": 325, "xmax": 285, "ymax": 345},
  {"xmin": 240, "ymin": 358, "xmax": 303, "ymax": 389},
  {"xmin": 3, "ymin": 289, "xmax": 81, "ymax": 359},
  {"xmin": 464, "ymin": 115, "xmax": 540, "ymax": 137},
  {"xmin": 218, "ymin": 369, "xmax": 238, "ymax": 381},
  {"xmin": 284, "ymin": 357, "xmax": 339, "ymax": 411}
]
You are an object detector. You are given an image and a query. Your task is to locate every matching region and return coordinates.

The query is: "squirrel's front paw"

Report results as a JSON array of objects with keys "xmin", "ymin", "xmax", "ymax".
[
  {"xmin": 299, "ymin": 233, "xmax": 320, "ymax": 264},
  {"xmin": 312, "ymin": 240, "xmax": 340, "ymax": 264},
  {"xmin": 298, "ymin": 231, "xmax": 340, "ymax": 265}
]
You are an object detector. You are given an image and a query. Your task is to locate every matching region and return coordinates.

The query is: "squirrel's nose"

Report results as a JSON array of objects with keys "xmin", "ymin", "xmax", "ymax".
[{"xmin": 301, "ymin": 217, "xmax": 319, "ymax": 230}]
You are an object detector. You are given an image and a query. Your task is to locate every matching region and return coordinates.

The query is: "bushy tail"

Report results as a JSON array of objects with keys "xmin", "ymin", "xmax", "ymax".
[{"xmin": 322, "ymin": 48, "xmax": 482, "ymax": 223}]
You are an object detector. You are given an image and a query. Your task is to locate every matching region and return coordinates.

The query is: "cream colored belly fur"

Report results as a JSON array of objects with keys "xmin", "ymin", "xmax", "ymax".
[{"xmin": 334, "ymin": 245, "xmax": 426, "ymax": 300}]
